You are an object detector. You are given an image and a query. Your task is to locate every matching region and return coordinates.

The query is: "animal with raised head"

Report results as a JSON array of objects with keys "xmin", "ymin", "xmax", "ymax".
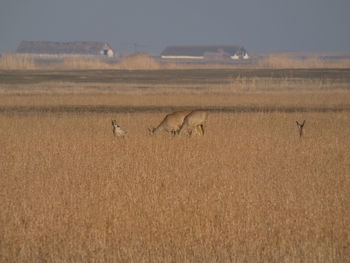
[
  {"xmin": 296, "ymin": 120, "xmax": 306, "ymax": 138},
  {"xmin": 112, "ymin": 120, "xmax": 127, "ymax": 137}
]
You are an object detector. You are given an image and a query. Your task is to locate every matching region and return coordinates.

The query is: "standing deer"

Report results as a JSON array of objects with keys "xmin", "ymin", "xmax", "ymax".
[
  {"xmin": 178, "ymin": 110, "xmax": 208, "ymax": 136},
  {"xmin": 112, "ymin": 120, "xmax": 127, "ymax": 137},
  {"xmin": 149, "ymin": 111, "xmax": 192, "ymax": 135},
  {"xmin": 296, "ymin": 120, "xmax": 306, "ymax": 138}
]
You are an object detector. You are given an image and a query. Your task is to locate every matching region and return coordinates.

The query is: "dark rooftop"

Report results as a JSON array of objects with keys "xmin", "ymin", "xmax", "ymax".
[
  {"xmin": 161, "ymin": 45, "xmax": 247, "ymax": 57},
  {"xmin": 16, "ymin": 41, "xmax": 112, "ymax": 55}
]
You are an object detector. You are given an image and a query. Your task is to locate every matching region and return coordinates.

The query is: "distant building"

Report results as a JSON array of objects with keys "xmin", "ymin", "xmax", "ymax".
[
  {"xmin": 160, "ymin": 45, "xmax": 249, "ymax": 61},
  {"xmin": 231, "ymin": 54, "xmax": 240, "ymax": 60},
  {"xmin": 16, "ymin": 41, "xmax": 115, "ymax": 57},
  {"xmin": 243, "ymin": 53, "xmax": 250, "ymax": 59}
]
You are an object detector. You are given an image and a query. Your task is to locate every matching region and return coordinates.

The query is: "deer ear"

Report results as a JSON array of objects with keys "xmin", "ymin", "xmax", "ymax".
[
  {"xmin": 302, "ymin": 120, "xmax": 306, "ymax": 125},
  {"xmin": 296, "ymin": 121, "xmax": 299, "ymax": 126}
]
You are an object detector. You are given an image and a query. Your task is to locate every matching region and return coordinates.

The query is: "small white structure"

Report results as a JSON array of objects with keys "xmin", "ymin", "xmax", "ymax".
[
  {"xmin": 161, "ymin": 55, "xmax": 204, "ymax": 60},
  {"xmin": 160, "ymin": 45, "xmax": 248, "ymax": 62},
  {"xmin": 243, "ymin": 53, "xmax": 250, "ymax": 59},
  {"xmin": 231, "ymin": 54, "xmax": 240, "ymax": 60},
  {"xmin": 100, "ymin": 42, "xmax": 114, "ymax": 57}
]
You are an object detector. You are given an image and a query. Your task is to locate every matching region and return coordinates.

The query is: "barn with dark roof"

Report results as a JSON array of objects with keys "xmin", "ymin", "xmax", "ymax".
[
  {"xmin": 16, "ymin": 41, "xmax": 115, "ymax": 57},
  {"xmin": 160, "ymin": 45, "xmax": 249, "ymax": 61}
]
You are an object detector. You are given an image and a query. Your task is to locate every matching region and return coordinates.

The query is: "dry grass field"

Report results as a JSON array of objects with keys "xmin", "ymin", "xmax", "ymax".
[
  {"xmin": 1, "ymin": 68, "xmax": 350, "ymax": 95},
  {"xmin": 0, "ymin": 69, "xmax": 349, "ymax": 262},
  {"xmin": 1, "ymin": 52, "xmax": 350, "ymax": 70}
]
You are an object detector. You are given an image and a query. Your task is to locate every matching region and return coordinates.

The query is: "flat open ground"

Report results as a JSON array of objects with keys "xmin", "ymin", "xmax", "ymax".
[
  {"xmin": 0, "ymin": 69, "xmax": 349, "ymax": 262},
  {"xmin": 1, "ymin": 68, "xmax": 350, "ymax": 94}
]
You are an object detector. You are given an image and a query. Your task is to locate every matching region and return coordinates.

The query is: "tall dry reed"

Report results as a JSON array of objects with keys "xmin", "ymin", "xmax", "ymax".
[
  {"xmin": 59, "ymin": 57, "xmax": 112, "ymax": 70},
  {"xmin": 1, "ymin": 52, "xmax": 350, "ymax": 70},
  {"xmin": 0, "ymin": 110, "xmax": 349, "ymax": 262},
  {"xmin": 116, "ymin": 53, "xmax": 161, "ymax": 70},
  {"xmin": 0, "ymin": 53, "xmax": 36, "ymax": 70},
  {"xmin": 258, "ymin": 53, "xmax": 350, "ymax": 69}
]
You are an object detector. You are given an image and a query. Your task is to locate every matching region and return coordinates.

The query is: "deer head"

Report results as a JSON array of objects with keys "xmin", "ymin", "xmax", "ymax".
[{"xmin": 296, "ymin": 120, "xmax": 306, "ymax": 138}]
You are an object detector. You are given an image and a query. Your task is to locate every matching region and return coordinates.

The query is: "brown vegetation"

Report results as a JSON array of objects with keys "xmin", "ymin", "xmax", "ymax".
[
  {"xmin": 0, "ymin": 53, "xmax": 36, "ymax": 70},
  {"xmin": 1, "ymin": 52, "xmax": 350, "ymax": 70},
  {"xmin": 0, "ymin": 108, "xmax": 349, "ymax": 262},
  {"xmin": 117, "ymin": 53, "xmax": 161, "ymax": 70},
  {"xmin": 258, "ymin": 53, "xmax": 350, "ymax": 69},
  {"xmin": 1, "ymin": 93, "xmax": 350, "ymax": 113},
  {"xmin": 0, "ymin": 68, "xmax": 349, "ymax": 261},
  {"xmin": 59, "ymin": 57, "xmax": 111, "ymax": 70},
  {"xmin": 0, "ymin": 93, "xmax": 350, "ymax": 262}
]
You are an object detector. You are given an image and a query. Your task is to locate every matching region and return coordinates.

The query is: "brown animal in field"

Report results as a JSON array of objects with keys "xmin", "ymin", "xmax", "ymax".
[
  {"xmin": 178, "ymin": 110, "xmax": 208, "ymax": 136},
  {"xmin": 149, "ymin": 111, "xmax": 192, "ymax": 135},
  {"xmin": 112, "ymin": 120, "xmax": 127, "ymax": 137},
  {"xmin": 296, "ymin": 120, "xmax": 306, "ymax": 138}
]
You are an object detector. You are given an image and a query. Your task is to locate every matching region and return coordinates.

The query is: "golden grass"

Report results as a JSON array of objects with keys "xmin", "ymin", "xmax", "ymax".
[
  {"xmin": 1, "ymin": 93, "xmax": 350, "ymax": 111},
  {"xmin": 58, "ymin": 57, "xmax": 112, "ymax": 70},
  {"xmin": 50, "ymin": 53, "xmax": 161, "ymax": 70},
  {"xmin": 0, "ymin": 53, "xmax": 36, "ymax": 70},
  {"xmin": 258, "ymin": 54, "xmax": 350, "ymax": 69},
  {"xmin": 117, "ymin": 53, "xmax": 161, "ymax": 70},
  {"xmin": 1, "ymin": 52, "xmax": 350, "ymax": 70},
  {"xmin": 0, "ymin": 93, "xmax": 349, "ymax": 262},
  {"xmin": 1, "ymin": 77, "xmax": 349, "ymax": 95}
]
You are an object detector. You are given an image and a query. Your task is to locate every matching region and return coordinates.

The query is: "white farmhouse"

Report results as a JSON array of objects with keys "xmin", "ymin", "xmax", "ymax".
[{"xmin": 160, "ymin": 45, "xmax": 248, "ymax": 61}]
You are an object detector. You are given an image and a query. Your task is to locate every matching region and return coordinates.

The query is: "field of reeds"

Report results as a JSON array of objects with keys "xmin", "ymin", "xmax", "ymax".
[
  {"xmin": 0, "ymin": 69, "xmax": 349, "ymax": 262},
  {"xmin": 1, "ymin": 52, "xmax": 350, "ymax": 70}
]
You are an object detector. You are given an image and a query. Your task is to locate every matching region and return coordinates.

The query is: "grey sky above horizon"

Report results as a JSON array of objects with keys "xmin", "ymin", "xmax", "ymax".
[{"xmin": 1, "ymin": 0, "xmax": 349, "ymax": 54}]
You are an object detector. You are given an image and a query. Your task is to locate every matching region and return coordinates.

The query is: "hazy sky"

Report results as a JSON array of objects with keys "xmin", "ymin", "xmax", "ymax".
[{"xmin": 1, "ymin": 0, "xmax": 349, "ymax": 54}]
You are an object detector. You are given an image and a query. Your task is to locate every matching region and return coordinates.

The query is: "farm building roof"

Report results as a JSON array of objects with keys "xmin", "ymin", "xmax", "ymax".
[
  {"xmin": 161, "ymin": 45, "xmax": 247, "ymax": 57},
  {"xmin": 16, "ymin": 41, "xmax": 113, "ymax": 55}
]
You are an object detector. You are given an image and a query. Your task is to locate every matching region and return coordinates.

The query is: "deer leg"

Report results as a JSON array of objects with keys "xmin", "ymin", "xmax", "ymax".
[
  {"xmin": 199, "ymin": 124, "xmax": 205, "ymax": 135},
  {"xmin": 188, "ymin": 127, "xmax": 193, "ymax": 136},
  {"xmin": 192, "ymin": 126, "xmax": 200, "ymax": 135}
]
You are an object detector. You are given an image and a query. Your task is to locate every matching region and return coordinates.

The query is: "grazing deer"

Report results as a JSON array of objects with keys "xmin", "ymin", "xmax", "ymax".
[
  {"xmin": 112, "ymin": 120, "xmax": 127, "ymax": 137},
  {"xmin": 179, "ymin": 110, "xmax": 208, "ymax": 136},
  {"xmin": 296, "ymin": 120, "xmax": 306, "ymax": 138},
  {"xmin": 149, "ymin": 111, "xmax": 192, "ymax": 135}
]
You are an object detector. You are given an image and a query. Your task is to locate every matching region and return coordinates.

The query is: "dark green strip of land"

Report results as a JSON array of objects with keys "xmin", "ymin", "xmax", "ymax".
[{"xmin": 1, "ymin": 69, "xmax": 350, "ymax": 85}]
